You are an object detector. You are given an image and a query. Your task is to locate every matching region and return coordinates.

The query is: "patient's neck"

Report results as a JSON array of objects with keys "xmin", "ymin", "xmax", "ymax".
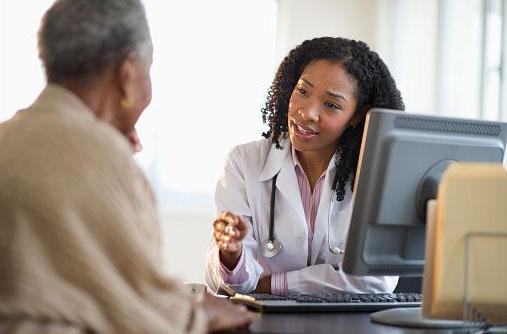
[{"xmin": 59, "ymin": 75, "xmax": 121, "ymax": 130}]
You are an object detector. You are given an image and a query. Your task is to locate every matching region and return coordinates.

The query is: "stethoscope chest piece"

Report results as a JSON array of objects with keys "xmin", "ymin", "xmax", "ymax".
[{"xmin": 262, "ymin": 239, "xmax": 282, "ymax": 258}]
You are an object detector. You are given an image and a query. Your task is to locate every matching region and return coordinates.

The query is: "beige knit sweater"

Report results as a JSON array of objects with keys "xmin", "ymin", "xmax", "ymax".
[{"xmin": 0, "ymin": 85, "xmax": 207, "ymax": 333}]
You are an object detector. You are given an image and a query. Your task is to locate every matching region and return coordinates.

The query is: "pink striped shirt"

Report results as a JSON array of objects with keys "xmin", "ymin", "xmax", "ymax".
[{"xmin": 219, "ymin": 146, "xmax": 327, "ymax": 294}]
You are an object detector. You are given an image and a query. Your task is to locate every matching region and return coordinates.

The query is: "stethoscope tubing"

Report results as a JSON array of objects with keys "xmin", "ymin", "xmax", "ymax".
[
  {"xmin": 268, "ymin": 173, "xmax": 278, "ymax": 242},
  {"xmin": 264, "ymin": 172, "xmax": 344, "ymax": 258}
]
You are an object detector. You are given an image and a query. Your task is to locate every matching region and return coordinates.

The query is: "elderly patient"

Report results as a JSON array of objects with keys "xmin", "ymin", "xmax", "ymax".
[{"xmin": 0, "ymin": 0, "xmax": 254, "ymax": 333}]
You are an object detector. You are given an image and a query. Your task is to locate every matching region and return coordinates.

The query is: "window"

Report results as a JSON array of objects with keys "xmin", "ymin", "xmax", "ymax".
[
  {"xmin": 379, "ymin": 0, "xmax": 506, "ymax": 122},
  {"xmin": 438, "ymin": 0, "xmax": 506, "ymax": 121},
  {"xmin": 480, "ymin": 0, "xmax": 506, "ymax": 121}
]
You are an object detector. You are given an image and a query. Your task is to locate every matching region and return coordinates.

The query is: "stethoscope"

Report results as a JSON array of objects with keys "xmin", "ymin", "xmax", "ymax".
[
  {"xmin": 262, "ymin": 173, "xmax": 283, "ymax": 258},
  {"xmin": 262, "ymin": 172, "xmax": 345, "ymax": 258}
]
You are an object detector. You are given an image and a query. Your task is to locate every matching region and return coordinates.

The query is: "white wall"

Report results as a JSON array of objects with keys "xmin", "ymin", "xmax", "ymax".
[
  {"xmin": 137, "ymin": 0, "xmax": 279, "ymax": 282},
  {"xmin": 275, "ymin": 0, "xmax": 380, "ymax": 63},
  {"xmin": 0, "ymin": 0, "xmax": 54, "ymax": 120},
  {"xmin": 274, "ymin": 0, "xmax": 441, "ymax": 118}
]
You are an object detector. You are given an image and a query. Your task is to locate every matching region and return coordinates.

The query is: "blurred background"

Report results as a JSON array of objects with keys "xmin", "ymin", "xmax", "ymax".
[{"xmin": 1, "ymin": 0, "xmax": 506, "ymax": 283}]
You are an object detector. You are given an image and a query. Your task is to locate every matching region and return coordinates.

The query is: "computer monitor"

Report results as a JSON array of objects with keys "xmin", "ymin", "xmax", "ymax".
[{"xmin": 343, "ymin": 109, "xmax": 507, "ymax": 277}]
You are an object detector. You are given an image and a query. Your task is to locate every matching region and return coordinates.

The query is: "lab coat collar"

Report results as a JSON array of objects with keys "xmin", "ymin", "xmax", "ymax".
[
  {"xmin": 259, "ymin": 138, "xmax": 291, "ymax": 182},
  {"xmin": 258, "ymin": 138, "xmax": 306, "ymax": 223},
  {"xmin": 259, "ymin": 138, "xmax": 340, "ymax": 180}
]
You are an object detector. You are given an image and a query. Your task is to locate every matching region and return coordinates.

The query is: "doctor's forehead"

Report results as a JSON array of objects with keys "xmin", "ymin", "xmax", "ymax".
[{"xmin": 298, "ymin": 60, "xmax": 356, "ymax": 97}]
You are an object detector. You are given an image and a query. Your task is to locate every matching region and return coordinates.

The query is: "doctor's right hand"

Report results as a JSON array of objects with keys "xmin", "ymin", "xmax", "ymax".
[{"xmin": 213, "ymin": 211, "xmax": 248, "ymax": 270}]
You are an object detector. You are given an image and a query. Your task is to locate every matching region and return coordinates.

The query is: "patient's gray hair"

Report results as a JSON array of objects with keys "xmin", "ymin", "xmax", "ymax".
[{"xmin": 38, "ymin": 0, "xmax": 152, "ymax": 83}]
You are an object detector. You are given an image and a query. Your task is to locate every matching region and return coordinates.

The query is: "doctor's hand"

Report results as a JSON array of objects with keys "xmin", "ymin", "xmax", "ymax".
[
  {"xmin": 213, "ymin": 211, "xmax": 248, "ymax": 270},
  {"xmin": 254, "ymin": 275, "xmax": 271, "ymax": 294}
]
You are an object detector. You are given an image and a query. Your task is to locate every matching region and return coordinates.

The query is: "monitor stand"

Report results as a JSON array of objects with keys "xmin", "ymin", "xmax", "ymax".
[
  {"xmin": 371, "ymin": 307, "xmax": 471, "ymax": 329},
  {"xmin": 370, "ymin": 200, "xmax": 480, "ymax": 329}
]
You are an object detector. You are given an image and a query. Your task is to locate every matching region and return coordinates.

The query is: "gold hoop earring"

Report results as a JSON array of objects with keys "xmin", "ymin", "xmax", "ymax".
[{"xmin": 120, "ymin": 95, "xmax": 136, "ymax": 110}]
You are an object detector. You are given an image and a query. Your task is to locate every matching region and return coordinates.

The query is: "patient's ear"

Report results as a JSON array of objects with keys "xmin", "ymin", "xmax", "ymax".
[
  {"xmin": 114, "ymin": 52, "xmax": 152, "ymax": 135},
  {"xmin": 117, "ymin": 54, "xmax": 138, "ymax": 101}
]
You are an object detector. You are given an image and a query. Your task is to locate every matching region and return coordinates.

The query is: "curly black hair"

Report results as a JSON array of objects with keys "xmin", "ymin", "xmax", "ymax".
[{"xmin": 261, "ymin": 37, "xmax": 404, "ymax": 201}]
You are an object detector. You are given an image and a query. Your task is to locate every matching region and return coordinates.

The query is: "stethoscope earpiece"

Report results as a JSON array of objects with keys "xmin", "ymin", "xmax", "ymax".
[{"xmin": 327, "ymin": 200, "xmax": 345, "ymax": 256}]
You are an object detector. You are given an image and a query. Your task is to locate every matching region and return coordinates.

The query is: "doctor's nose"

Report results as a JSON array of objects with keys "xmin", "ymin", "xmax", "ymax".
[{"xmin": 298, "ymin": 104, "xmax": 319, "ymax": 122}]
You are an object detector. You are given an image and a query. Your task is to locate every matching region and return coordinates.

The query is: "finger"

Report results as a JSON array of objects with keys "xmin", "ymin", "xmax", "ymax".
[
  {"xmin": 218, "ymin": 211, "xmax": 231, "ymax": 222},
  {"xmin": 217, "ymin": 240, "xmax": 229, "ymax": 250},
  {"xmin": 228, "ymin": 227, "xmax": 242, "ymax": 239},
  {"xmin": 213, "ymin": 230, "xmax": 224, "ymax": 242},
  {"xmin": 220, "ymin": 227, "xmax": 241, "ymax": 241},
  {"xmin": 232, "ymin": 306, "xmax": 258, "ymax": 326},
  {"xmin": 234, "ymin": 304, "xmax": 248, "ymax": 313},
  {"xmin": 224, "ymin": 224, "xmax": 235, "ymax": 235},
  {"xmin": 225, "ymin": 240, "xmax": 241, "ymax": 253},
  {"xmin": 235, "ymin": 216, "xmax": 249, "ymax": 233},
  {"xmin": 127, "ymin": 129, "xmax": 142, "ymax": 153},
  {"xmin": 214, "ymin": 220, "xmax": 226, "ymax": 232},
  {"xmin": 220, "ymin": 211, "xmax": 238, "ymax": 226}
]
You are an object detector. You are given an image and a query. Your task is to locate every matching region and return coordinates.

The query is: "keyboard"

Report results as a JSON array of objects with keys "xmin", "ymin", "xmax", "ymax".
[{"xmin": 230, "ymin": 292, "xmax": 422, "ymax": 312}]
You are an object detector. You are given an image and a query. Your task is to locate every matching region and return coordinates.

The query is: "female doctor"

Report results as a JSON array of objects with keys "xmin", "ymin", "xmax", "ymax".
[{"xmin": 205, "ymin": 37, "xmax": 404, "ymax": 295}]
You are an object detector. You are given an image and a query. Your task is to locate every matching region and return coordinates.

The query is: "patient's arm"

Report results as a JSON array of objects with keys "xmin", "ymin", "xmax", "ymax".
[{"xmin": 201, "ymin": 294, "xmax": 257, "ymax": 332}]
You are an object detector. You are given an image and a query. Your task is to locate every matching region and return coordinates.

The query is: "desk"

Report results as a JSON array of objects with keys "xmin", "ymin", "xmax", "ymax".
[{"xmin": 221, "ymin": 312, "xmax": 456, "ymax": 334}]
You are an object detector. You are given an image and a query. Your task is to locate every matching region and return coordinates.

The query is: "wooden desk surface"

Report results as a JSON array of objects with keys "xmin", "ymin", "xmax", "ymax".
[{"xmin": 220, "ymin": 312, "xmax": 455, "ymax": 334}]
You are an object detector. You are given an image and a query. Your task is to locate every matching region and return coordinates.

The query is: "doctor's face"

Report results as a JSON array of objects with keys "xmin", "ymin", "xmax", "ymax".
[{"xmin": 288, "ymin": 59, "xmax": 358, "ymax": 156}]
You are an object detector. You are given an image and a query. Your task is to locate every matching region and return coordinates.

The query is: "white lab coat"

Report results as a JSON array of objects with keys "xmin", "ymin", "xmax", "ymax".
[{"xmin": 205, "ymin": 138, "xmax": 398, "ymax": 294}]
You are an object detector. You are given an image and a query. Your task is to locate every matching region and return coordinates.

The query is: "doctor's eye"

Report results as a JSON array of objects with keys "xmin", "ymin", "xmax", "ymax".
[
  {"xmin": 324, "ymin": 101, "xmax": 341, "ymax": 111},
  {"xmin": 296, "ymin": 86, "xmax": 309, "ymax": 97}
]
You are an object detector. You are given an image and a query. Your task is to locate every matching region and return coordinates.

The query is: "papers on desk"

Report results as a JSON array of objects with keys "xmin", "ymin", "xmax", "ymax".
[
  {"xmin": 422, "ymin": 163, "xmax": 507, "ymax": 324},
  {"xmin": 230, "ymin": 293, "xmax": 263, "ymax": 312}
]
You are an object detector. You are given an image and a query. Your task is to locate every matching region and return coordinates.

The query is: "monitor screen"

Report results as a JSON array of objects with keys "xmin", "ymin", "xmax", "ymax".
[{"xmin": 342, "ymin": 109, "xmax": 507, "ymax": 276}]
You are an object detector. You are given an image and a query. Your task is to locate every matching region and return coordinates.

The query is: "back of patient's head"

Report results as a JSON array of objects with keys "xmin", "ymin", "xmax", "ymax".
[{"xmin": 37, "ymin": 0, "xmax": 152, "ymax": 85}]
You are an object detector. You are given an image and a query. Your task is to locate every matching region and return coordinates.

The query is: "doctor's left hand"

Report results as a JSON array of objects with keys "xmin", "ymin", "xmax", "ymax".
[
  {"xmin": 213, "ymin": 211, "xmax": 248, "ymax": 270},
  {"xmin": 255, "ymin": 276, "xmax": 271, "ymax": 294}
]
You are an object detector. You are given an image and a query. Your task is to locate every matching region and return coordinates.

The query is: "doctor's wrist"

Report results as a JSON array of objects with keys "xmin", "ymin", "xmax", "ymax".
[
  {"xmin": 255, "ymin": 275, "xmax": 271, "ymax": 294},
  {"xmin": 219, "ymin": 246, "xmax": 242, "ymax": 271}
]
